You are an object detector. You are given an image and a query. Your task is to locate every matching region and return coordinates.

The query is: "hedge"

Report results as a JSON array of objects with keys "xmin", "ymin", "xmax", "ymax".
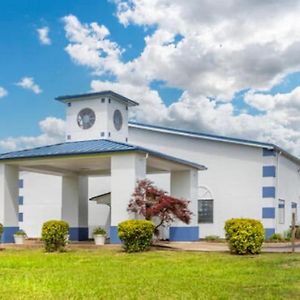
[
  {"xmin": 41, "ymin": 220, "xmax": 69, "ymax": 252},
  {"xmin": 118, "ymin": 220, "xmax": 155, "ymax": 253},
  {"xmin": 224, "ymin": 218, "xmax": 264, "ymax": 255}
]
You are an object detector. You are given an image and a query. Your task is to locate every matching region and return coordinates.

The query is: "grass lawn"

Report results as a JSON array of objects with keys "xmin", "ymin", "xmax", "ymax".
[{"xmin": 0, "ymin": 248, "xmax": 300, "ymax": 299}]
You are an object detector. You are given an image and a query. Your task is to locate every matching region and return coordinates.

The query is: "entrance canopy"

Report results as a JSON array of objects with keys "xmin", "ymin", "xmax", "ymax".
[{"xmin": 0, "ymin": 139, "xmax": 206, "ymax": 176}]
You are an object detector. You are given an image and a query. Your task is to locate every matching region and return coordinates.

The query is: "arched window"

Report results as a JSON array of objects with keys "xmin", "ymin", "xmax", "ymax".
[{"xmin": 198, "ymin": 186, "xmax": 214, "ymax": 224}]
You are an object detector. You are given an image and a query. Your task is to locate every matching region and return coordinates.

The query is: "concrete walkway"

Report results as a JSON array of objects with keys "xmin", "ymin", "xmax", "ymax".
[{"xmin": 155, "ymin": 241, "xmax": 300, "ymax": 253}]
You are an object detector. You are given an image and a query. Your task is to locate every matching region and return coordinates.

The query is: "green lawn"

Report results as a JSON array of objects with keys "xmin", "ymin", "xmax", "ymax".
[{"xmin": 0, "ymin": 248, "xmax": 299, "ymax": 299}]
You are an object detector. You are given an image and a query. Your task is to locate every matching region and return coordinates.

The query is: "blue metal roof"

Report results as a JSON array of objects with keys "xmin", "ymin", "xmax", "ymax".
[
  {"xmin": 55, "ymin": 90, "xmax": 139, "ymax": 106},
  {"xmin": 0, "ymin": 139, "xmax": 206, "ymax": 170}
]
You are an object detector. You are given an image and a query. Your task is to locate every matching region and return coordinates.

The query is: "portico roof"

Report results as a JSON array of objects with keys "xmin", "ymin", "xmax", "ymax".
[{"xmin": 0, "ymin": 139, "xmax": 206, "ymax": 174}]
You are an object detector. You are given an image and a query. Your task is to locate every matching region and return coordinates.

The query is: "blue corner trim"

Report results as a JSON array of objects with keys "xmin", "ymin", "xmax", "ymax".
[
  {"xmin": 263, "ymin": 149, "xmax": 276, "ymax": 156},
  {"xmin": 265, "ymin": 228, "xmax": 275, "ymax": 239},
  {"xmin": 18, "ymin": 179, "xmax": 23, "ymax": 188},
  {"xmin": 18, "ymin": 212, "xmax": 23, "ymax": 222},
  {"xmin": 262, "ymin": 207, "xmax": 275, "ymax": 219},
  {"xmin": 292, "ymin": 202, "xmax": 297, "ymax": 209},
  {"xmin": 110, "ymin": 226, "xmax": 121, "ymax": 244},
  {"xmin": 263, "ymin": 166, "xmax": 276, "ymax": 177},
  {"xmin": 1, "ymin": 226, "xmax": 19, "ymax": 243},
  {"xmin": 262, "ymin": 186, "xmax": 276, "ymax": 198},
  {"xmin": 69, "ymin": 227, "xmax": 89, "ymax": 241},
  {"xmin": 169, "ymin": 226, "xmax": 199, "ymax": 241},
  {"xmin": 18, "ymin": 196, "xmax": 24, "ymax": 205}
]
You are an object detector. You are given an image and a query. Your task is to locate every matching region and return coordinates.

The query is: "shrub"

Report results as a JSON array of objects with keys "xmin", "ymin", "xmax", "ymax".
[
  {"xmin": 118, "ymin": 220, "xmax": 155, "ymax": 253},
  {"xmin": 93, "ymin": 227, "xmax": 106, "ymax": 236},
  {"xmin": 41, "ymin": 220, "xmax": 69, "ymax": 252},
  {"xmin": 204, "ymin": 235, "xmax": 221, "ymax": 242},
  {"xmin": 268, "ymin": 233, "xmax": 283, "ymax": 242},
  {"xmin": 224, "ymin": 218, "xmax": 264, "ymax": 255},
  {"xmin": 14, "ymin": 230, "xmax": 27, "ymax": 237},
  {"xmin": 0, "ymin": 223, "xmax": 3, "ymax": 237},
  {"xmin": 283, "ymin": 230, "xmax": 292, "ymax": 241}
]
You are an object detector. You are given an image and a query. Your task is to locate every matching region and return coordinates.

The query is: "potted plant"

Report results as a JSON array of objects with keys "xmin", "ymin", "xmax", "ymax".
[
  {"xmin": 93, "ymin": 227, "xmax": 106, "ymax": 245},
  {"xmin": 13, "ymin": 230, "xmax": 27, "ymax": 245}
]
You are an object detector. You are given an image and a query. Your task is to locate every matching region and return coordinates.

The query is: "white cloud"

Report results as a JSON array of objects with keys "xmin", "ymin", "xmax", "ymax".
[
  {"xmin": 16, "ymin": 77, "xmax": 42, "ymax": 94},
  {"xmin": 0, "ymin": 117, "xmax": 65, "ymax": 152},
  {"xmin": 62, "ymin": 3, "xmax": 300, "ymax": 157},
  {"xmin": 0, "ymin": 86, "xmax": 8, "ymax": 98},
  {"xmin": 37, "ymin": 26, "xmax": 51, "ymax": 45}
]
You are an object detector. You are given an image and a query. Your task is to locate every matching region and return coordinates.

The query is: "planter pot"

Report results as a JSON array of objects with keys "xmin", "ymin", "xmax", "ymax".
[
  {"xmin": 94, "ymin": 234, "xmax": 106, "ymax": 245},
  {"xmin": 14, "ymin": 235, "xmax": 26, "ymax": 245}
]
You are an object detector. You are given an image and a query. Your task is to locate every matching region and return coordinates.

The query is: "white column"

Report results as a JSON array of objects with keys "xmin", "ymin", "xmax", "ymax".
[
  {"xmin": 0, "ymin": 164, "xmax": 19, "ymax": 243},
  {"xmin": 170, "ymin": 169, "xmax": 199, "ymax": 241},
  {"xmin": 110, "ymin": 153, "xmax": 146, "ymax": 243},
  {"xmin": 61, "ymin": 175, "xmax": 89, "ymax": 240}
]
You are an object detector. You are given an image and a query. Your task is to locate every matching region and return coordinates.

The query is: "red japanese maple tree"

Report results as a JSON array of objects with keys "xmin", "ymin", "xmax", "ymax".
[{"xmin": 128, "ymin": 179, "xmax": 193, "ymax": 234}]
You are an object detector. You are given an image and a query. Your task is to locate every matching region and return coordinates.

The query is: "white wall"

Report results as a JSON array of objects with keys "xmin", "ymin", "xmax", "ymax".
[{"xmin": 128, "ymin": 127, "xmax": 264, "ymax": 238}]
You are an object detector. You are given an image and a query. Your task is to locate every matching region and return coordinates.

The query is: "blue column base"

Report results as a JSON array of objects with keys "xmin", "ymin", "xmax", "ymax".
[
  {"xmin": 1, "ymin": 227, "xmax": 19, "ymax": 243},
  {"xmin": 69, "ymin": 227, "xmax": 89, "ymax": 241},
  {"xmin": 169, "ymin": 226, "xmax": 199, "ymax": 241},
  {"xmin": 265, "ymin": 228, "xmax": 275, "ymax": 239},
  {"xmin": 110, "ymin": 226, "xmax": 121, "ymax": 244}
]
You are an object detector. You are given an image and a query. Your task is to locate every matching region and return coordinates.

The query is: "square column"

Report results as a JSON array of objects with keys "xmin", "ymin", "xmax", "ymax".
[
  {"xmin": 61, "ymin": 175, "xmax": 88, "ymax": 241},
  {"xmin": 0, "ymin": 164, "xmax": 19, "ymax": 243},
  {"xmin": 110, "ymin": 153, "xmax": 146, "ymax": 243},
  {"xmin": 170, "ymin": 169, "xmax": 199, "ymax": 241}
]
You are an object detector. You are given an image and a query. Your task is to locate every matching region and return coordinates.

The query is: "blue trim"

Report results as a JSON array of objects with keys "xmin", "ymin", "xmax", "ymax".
[
  {"xmin": 262, "ymin": 186, "xmax": 276, "ymax": 198},
  {"xmin": 1, "ymin": 227, "xmax": 19, "ymax": 243},
  {"xmin": 262, "ymin": 207, "xmax": 275, "ymax": 219},
  {"xmin": 18, "ymin": 213, "xmax": 23, "ymax": 222},
  {"xmin": 263, "ymin": 149, "xmax": 276, "ymax": 156},
  {"xmin": 292, "ymin": 202, "xmax": 297, "ymax": 209},
  {"xmin": 263, "ymin": 166, "xmax": 276, "ymax": 177},
  {"xmin": 110, "ymin": 226, "xmax": 121, "ymax": 244},
  {"xmin": 18, "ymin": 196, "xmax": 23, "ymax": 205},
  {"xmin": 265, "ymin": 228, "xmax": 275, "ymax": 239},
  {"xmin": 69, "ymin": 227, "xmax": 89, "ymax": 241},
  {"xmin": 18, "ymin": 179, "xmax": 23, "ymax": 188},
  {"xmin": 169, "ymin": 226, "xmax": 199, "ymax": 241}
]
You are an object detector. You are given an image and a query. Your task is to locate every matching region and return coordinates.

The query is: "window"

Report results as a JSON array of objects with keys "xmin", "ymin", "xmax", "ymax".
[
  {"xmin": 101, "ymin": 98, "xmax": 105, "ymax": 103},
  {"xmin": 292, "ymin": 202, "xmax": 297, "ymax": 221},
  {"xmin": 68, "ymin": 102, "xmax": 71, "ymax": 107},
  {"xmin": 67, "ymin": 135, "xmax": 71, "ymax": 140},
  {"xmin": 278, "ymin": 199, "xmax": 285, "ymax": 224},
  {"xmin": 18, "ymin": 179, "xmax": 24, "ymax": 188},
  {"xmin": 18, "ymin": 196, "xmax": 24, "ymax": 205},
  {"xmin": 198, "ymin": 199, "xmax": 213, "ymax": 223}
]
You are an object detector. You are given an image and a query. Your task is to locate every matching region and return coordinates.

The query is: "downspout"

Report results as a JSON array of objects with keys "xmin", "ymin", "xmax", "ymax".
[{"xmin": 275, "ymin": 150, "xmax": 282, "ymax": 233}]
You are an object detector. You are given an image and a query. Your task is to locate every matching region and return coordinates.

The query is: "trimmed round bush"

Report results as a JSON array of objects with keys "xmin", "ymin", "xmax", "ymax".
[
  {"xmin": 118, "ymin": 220, "xmax": 155, "ymax": 253},
  {"xmin": 41, "ymin": 220, "xmax": 69, "ymax": 252},
  {"xmin": 224, "ymin": 218, "xmax": 264, "ymax": 255}
]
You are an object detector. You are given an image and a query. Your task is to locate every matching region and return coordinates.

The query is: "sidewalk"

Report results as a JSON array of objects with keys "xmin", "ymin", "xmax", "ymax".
[{"xmin": 155, "ymin": 241, "xmax": 300, "ymax": 253}]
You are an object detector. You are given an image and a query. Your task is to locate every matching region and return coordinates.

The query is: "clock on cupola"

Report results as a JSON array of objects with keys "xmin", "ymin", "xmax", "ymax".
[{"xmin": 55, "ymin": 91, "xmax": 139, "ymax": 143}]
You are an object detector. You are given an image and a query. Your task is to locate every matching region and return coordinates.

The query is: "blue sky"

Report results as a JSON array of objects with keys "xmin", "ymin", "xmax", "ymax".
[{"xmin": 1, "ymin": 1, "xmax": 300, "ymax": 155}]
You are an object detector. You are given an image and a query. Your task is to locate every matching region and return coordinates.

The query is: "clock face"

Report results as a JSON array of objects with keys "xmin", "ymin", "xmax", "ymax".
[
  {"xmin": 113, "ymin": 109, "xmax": 123, "ymax": 131},
  {"xmin": 77, "ymin": 108, "xmax": 96, "ymax": 129}
]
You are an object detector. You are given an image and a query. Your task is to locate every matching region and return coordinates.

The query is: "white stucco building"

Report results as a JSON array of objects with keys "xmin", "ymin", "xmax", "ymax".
[{"xmin": 1, "ymin": 91, "xmax": 299, "ymax": 242}]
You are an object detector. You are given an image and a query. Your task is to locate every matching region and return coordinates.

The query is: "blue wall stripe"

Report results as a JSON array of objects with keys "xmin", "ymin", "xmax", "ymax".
[
  {"xmin": 263, "ymin": 149, "xmax": 276, "ymax": 156},
  {"xmin": 265, "ymin": 228, "xmax": 275, "ymax": 239},
  {"xmin": 69, "ymin": 227, "xmax": 89, "ymax": 241},
  {"xmin": 169, "ymin": 226, "xmax": 199, "ymax": 241},
  {"xmin": 262, "ymin": 207, "xmax": 275, "ymax": 219},
  {"xmin": 110, "ymin": 226, "xmax": 121, "ymax": 244},
  {"xmin": 262, "ymin": 186, "xmax": 276, "ymax": 198},
  {"xmin": 18, "ymin": 196, "xmax": 24, "ymax": 205},
  {"xmin": 18, "ymin": 212, "xmax": 23, "ymax": 222},
  {"xmin": 263, "ymin": 166, "xmax": 276, "ymax": 177},
  {"xmin": 1, "ymin": 227, "xmax": 19, "ymax": 243},
  {"xmin": 18, "ymin": 179, "xmax": 23, "ymax": 188}
]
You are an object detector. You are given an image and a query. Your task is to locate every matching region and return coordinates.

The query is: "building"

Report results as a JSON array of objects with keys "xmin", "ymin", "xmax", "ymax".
[{"xmin": 0, "ymin": 91, "xmax": 299, "ymax": 242}]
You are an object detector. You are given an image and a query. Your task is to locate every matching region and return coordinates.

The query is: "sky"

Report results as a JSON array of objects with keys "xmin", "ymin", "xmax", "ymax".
[{"xmin": 2, "ymin": 0, "xmax": 300, "ymax": 156}]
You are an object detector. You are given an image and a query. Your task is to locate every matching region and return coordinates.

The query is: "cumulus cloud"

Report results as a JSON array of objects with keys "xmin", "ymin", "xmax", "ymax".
[
  {"xmin": 0, "ymin": 86, "xmax": 8, "ymax": 98},
  {"xmin": 16, "ymin": 77, "xmax": 42, "ymax": 94},
  {"xmin": 37, "ymin": 26, "xmax": 51, "ymax": 45},
  {"xmin": 0, "ymin": 117, "xmax": 65, "ymax": 152},
  {"xmin": 62, "ymin": 2, "xmax": 300, "ymax": 156}
]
